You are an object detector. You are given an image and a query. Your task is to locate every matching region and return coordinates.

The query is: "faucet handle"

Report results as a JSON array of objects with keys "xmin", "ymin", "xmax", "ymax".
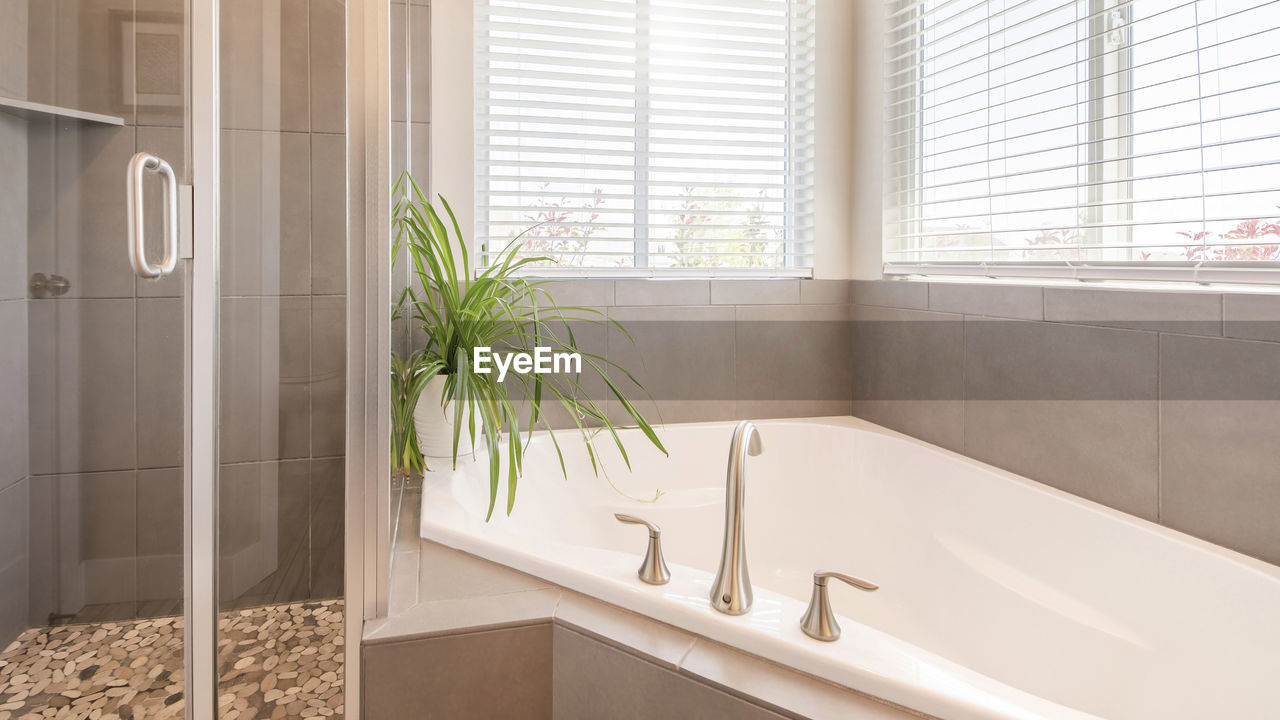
[
  {"xmin": 614, "ymin": 514, "xmax": 671, "ymax": 585},
  {"xmin": 800, "ymin": 570, "xmax": 878, "ymax": 642}
]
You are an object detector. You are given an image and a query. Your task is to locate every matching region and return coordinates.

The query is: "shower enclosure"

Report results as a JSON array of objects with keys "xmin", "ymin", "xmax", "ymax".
[{"xmin": 0, "ymin": 0, "xmax": 348, "ymax": 717}]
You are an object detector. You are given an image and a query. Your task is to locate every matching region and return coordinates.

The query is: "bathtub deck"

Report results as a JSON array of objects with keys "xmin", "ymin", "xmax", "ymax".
[{"xmin": 367, "ymin": 478, "xmax": 921, "ymax": 720}]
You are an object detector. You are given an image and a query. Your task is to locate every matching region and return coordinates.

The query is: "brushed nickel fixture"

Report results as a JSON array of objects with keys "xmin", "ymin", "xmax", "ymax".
[
  {"xmin": 29, "ymin": 273, "xmax": 70, "ymax": 298},
  {"xmin": 800, "ymin": 571, "xmax": 879, "ymax": 642},
  {"xmin": 710, "ymin": 420, "xmax": 763, "ymax": 615},
  {"xmin": 614, "ymin": 513, "xmax": 670, "ymax": 585}
]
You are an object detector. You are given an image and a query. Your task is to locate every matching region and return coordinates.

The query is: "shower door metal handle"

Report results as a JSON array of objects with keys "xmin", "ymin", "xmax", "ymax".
[{"xmin": 126, "ymin": 151, "xmax": 180, "ymax": 278}]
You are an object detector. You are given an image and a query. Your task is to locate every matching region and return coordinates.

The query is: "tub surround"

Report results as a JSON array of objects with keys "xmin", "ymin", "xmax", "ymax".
[
  {"xmin": 523, "ymin": 278, "xmax": 855, "ymax": 425},
  {"xmin": 411, "ymin": 416, "xmax": 1280, "ymax": 720},
  {"xmin": 524, "ymin": 277, "xmax": 1280, "ymax": 569},
  {"xmin": 851, "ymin": 278, "xmax": 1280, "ymax": 567}
]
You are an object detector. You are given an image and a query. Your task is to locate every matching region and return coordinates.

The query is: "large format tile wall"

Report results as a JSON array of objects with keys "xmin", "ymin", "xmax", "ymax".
[
  {"xmin": 851, "ymin": 279, "xmax": 1280, "ymax": 567},
  {"xmin": 509, "ymin": 279, "xmax": 855, "ymax": 427},
  {"xmin": 12, "ymin": 0, "xmax": 346, "ymax": 632},
  {"xmin": 483, "ymin": 277, "xmax": 1280, "ymax": 569},
  {"xmin": 0, "ymin": 4, "xmax": 31, "ymax": 649}
]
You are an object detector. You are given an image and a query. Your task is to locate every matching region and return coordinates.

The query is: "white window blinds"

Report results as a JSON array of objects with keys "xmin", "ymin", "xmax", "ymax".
[
  {"xmin": 884, "ymin": 0, "xmax": 1280, "ymax": 283},
  {"xmin": 475, "ymin": 0, "xmax": 815, "ymax": 276}
]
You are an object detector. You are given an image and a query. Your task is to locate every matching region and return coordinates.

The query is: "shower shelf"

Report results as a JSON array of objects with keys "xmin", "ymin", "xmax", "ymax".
[{"xmin": 0, "ymin": 96, "xmax": 124, "ymax": 126}]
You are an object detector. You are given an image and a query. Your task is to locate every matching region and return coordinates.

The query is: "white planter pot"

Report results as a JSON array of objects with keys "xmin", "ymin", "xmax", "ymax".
[{"xmin": 414, "ymin": 374, "xmax": 481, "ymax": 459}]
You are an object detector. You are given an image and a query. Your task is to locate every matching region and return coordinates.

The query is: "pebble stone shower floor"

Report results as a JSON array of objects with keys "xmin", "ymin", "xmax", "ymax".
[{"xmin": 0, "ymin": 600, "xmax": 343, "ymax": 719}]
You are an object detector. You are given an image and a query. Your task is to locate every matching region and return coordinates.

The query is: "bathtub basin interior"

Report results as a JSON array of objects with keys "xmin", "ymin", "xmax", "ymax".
[{"xmin": 420, "ymin": 417, "xmax": 1280, "ymax": 720}]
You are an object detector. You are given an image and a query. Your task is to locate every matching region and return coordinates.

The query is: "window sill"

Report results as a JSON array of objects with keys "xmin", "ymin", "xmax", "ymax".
[
  {"xmin": 883, "ymin": 262, "xmax": 1280, "ymax": 294},
  {"xmin": 501, "ymin": 267, "xmax": 814, "ymax": 280}
]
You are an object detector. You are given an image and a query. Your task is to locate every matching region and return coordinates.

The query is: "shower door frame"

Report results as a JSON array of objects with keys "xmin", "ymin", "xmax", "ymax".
[
  {"xmin": 184, "ymin": 0, "xmax": 374, "ymax": 716},
  {"xmin": 186, "ymin": 0, "xmax": 219, "ymax": 715},
  {"xmin": 181, "ymin": 0, "xmax": 378, "ymax": 716}
]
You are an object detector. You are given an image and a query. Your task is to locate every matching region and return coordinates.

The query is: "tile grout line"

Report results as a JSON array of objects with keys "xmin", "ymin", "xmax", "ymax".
[
  {"xmin": 675, "ymin": 635, "xmax": 699, "ymax": 670},
  {"xmin": 1157, "ymin": 333, "xmax": 1167, "ymax": 525}
]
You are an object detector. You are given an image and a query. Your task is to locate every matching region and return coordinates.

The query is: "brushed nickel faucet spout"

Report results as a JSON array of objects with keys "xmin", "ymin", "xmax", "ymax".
[{"xmin": 710, "ymin": 420, "xmax": 763, "ymax": 615}]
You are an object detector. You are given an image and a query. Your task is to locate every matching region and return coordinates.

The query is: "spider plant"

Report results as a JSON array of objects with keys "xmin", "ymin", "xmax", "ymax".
[
  {"xmin": 390, "ymin": 347, "xmax": 426, "ymax": 482},
  {"xmin": 394, "ymin": 173, "xmax": 666, "ymax": 519},
  {"xmin": 390, "ymin": 230, "xmax": 426, "ymax": 483}
]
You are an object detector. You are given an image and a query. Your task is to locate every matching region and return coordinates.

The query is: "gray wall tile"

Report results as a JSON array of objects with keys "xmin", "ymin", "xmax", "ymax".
[
  {"xmin": 410, "ymin": 121, "xmax": 430, "ymax": 180},
  {"xmin": 311, "ymin": 133, "xmax": 347, "ymax": 294},
  {"xmin": 390, "ymin": 2, "xmax": 407, "ymax": 122},
  {"xmin": 220, "ymin": 297, "xmax": 312, "ymax": 464},
  {"xmin": 1223, "ymin": 292, "xmax": 1280, "ymax": 343},
  {"xmin": 280, "ymin": 297, "xmax": 314, "ymax": 458},
  {"xmin": 614, "ymin": 279, "xmax": 710, "ymax": 306},
  {"xmin": 52, "ymin": 471, "xmax": 139, "ymax": 613},
  {"xmin": 221, "ymin": 130, "xmax": 312, "ymax": 296},
  {"xmin": 28, "ymin": 124, "xmax": 136, "ymax": 299},
  {"xmin": 800, "ymin": 279, "xmax": 851, "ymax": 305},
  {"xmin": 0, "ymin": 0, "xmax": 26, "ymax": 98},
  {"xmin": 0, "ymin": 115, "xmax": 27, "ymax": 301},
  {"xmin": 0, "ymin": 301, "xmax": 28, "ymax": 490},
  {"xmin": 929, "ymin": 282, "xmax": 1044, "ymax": 320},
  {"xmin": 1161, "ymin": 335, "xmax": 1280, "ymax": 565},
  {"xmin": 310, "ymin": 457, "xmax": 344, "ymax": 599},
  {"xmin": 964, "ymin": 319, "xmax": 1157, "ymax": 401},
  {"xmin": 311, "ymin": 295, "xmax": 347, "ymax": 456},
  {"xmin": 735, "ymin": 305, "xmax": 851, "ymax": 415},
  {"xmin": 963, "ymin": 320, "xmax": 1159, "ymax": 519},
  {"xmin": 711, "ymin": 279, "xmax": 800, "ymax": 305},
  {"xmin": 851, "ymin": 278, "xmax": 1280, "ymax": 563},
  {"xmin": 217, "ymin": 460, "xmax": 310, "ymax": 607},
  {"xmin": 27, "ymin": 475, "xmax": 53, "ymax": 626},
  {"xmin": 363, "ymin": 625, "xmax": 553, "ymax": 720},
  {"xmin": 541, "ymin": 280, "xmax": 614, "ymax": 308},
  {"xmin": 136, "ymin": 468, "xmax": 182, "ymax": 606},
  {"xmin": 136, "ymin": 298, "xmax": 183, "ymax": 469},
  {"xmin": 309, "ymin": 0, "xmax": 346, "ymax": 134},
  {"xmin": 851, "ymin": 306, "xmax": 964, "ymax": 451},
  {"xmin": 409, "ymin": 3, "xmax": 431, "ymax": 124},
  {"xmin": 553, "ymin": 626, "xmax": 787, "ymax": 720},
  {"xmin": 0, "ymin": 479, "xmax": 29, "ymax": 649},
  {"xmin": 29, "ymin": 299, "xmax": 137, "ymax": 475},
  {"xmin": 1044, "ymin": 287, "xmax": 1221, "ymax": 334},
  {"xmin": 606, "ymin": 306, "xmax": 736, "ymax": 424},
  {"xmin": 221, "ymin": 0, "xmax": 311, "ymax": 132},
  {"xmin": 851, "ymin": 279, "xmax": 928, "ymax": 310},
  {"xmin": 965, "ymin": 400, "xmax": 1159, "ymax": 519}
]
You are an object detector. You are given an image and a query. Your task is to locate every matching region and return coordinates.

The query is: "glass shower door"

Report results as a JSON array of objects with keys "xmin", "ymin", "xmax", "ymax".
[
  {"xmin": 212, "ymin": 0, "xmax": 348, "ymax": 716},
  {"xmin": 1, "ymin": 0, "xmax": 344, "ymax": 715},
  {"xmin": 3, "ymin": 0, "xmax": 205, "ymax": 716}
]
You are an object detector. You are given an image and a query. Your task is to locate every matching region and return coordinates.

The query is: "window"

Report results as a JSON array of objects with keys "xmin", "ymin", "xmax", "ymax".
[
  {"xmin": 475, "ymin": 0, "xmax": 815, "ymax": 276},
  {"xmin": 884, "ymin": 0, "xmax": 1280, "ymax": 283}
]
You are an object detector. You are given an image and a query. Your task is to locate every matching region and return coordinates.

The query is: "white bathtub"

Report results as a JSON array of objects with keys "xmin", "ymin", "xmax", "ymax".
[{"xmin": 419, "ymin": 417, "xmax": 1280, "ymax": 720}]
